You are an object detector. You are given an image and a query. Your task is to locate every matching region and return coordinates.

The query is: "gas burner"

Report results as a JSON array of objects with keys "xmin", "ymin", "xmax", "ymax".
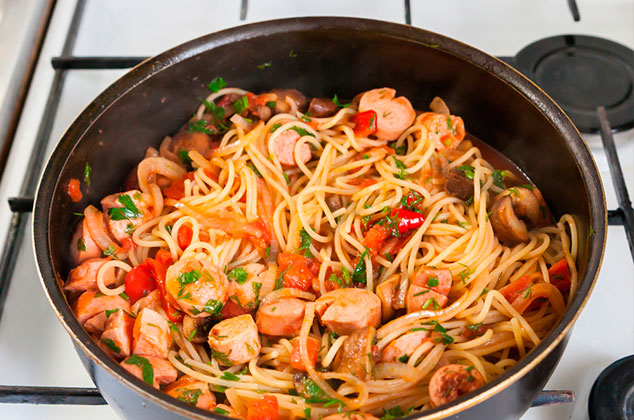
[
  {"xmin": 515, "ymin": 35, "xmax": 634, "ymax": 134},
  {"xmin": 588, "ymin": 355, "xmax": 634, "ymax": 420}
]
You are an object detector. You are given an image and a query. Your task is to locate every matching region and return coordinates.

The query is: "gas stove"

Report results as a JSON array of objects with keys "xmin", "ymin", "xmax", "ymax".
[{"xmin": 0, "ymin": 1, "xmax": 632, "ymax": 420}]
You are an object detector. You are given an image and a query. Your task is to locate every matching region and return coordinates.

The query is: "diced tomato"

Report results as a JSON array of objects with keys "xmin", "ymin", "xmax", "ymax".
[
  {"xmin": 246, "ymin": 395, "xmax": 279, "ymax": 420},
  {"xmin": 462, "ymin": 323, "xmax": 487, "ymax": 340},
  {"xmin": 363, "ymin": 223, "xmax": 390, "ymax": 256},
  {"xmin": 164, "ymin": 172, "xmax": 196, "ymax": 200},
  {"xmin": 289, "ymin": 337, "xmax": 320, "ymax": 371},
  {"xmin": 548, "ymin": 259, "xmax": 571, "ymax": 295},
  {"xmin": 351, "ymin": 110, "xmax": 378, "ymax": 138},
  {"xmin": 124, "ymin": 263, "xmax": 156, "ymax": 304},
  {"xmin": 219, "ymin": 299, "xmax": 252, "ymax": 319},
  {"xmin": 67, "ymin": 178, "xmax": 83, "ymax": 202},
  {"xmin": 177, "ymin": 225, "xmax": 193, "ymax": 249},
  {"xmin": 500, "ymin": 273, "xmax": 541, "ymax": 303},
  {"xmin": 147, "ymin": 249, "xmax": 182, "ymax": 323},
  {"xmin": 278, "ymin": 252, "xmax": 319, "ymax": 292},
  {"xmin": 247, "ymin": 218, "xmax": 272, "ymax": 252}
]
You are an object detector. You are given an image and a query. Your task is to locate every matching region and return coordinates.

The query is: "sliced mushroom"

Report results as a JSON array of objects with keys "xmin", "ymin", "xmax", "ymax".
[
  {"xmin": 269, "ymin": 89, "xmax": 309, "ymax": 114},
  {"xmin": 332, "ymin": 326, "xmax": 376, "ymax": 380},
  {"xmin": 182, "ymin": 315, "xmax": 215, "ymax": 344},
  {"xmin": 325, "ymin": 194, "xmax": 344, "ymax": 212},
  {"xmin": 490, "ymin": 186, "xmax": 542, "ymax": 245},
  {"xmin": 444, "ymin": 169, "xmax": 474, "ymax": 201},
  {"xmin": 308, "ymin": 98, "xmax": 338, "ymax": 118},
  {"xmin": 429, "ymin": 96, "xmax": 450, "ymax": 115},
  {"xmin": 375, "ymin": 275, "xmax": 399, "ymax": 322}
]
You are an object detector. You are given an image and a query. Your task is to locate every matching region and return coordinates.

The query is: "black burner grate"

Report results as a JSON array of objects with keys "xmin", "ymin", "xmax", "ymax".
[{"xmin": 0, "ymin": 0, "xmax": 630, "ymax": 415}]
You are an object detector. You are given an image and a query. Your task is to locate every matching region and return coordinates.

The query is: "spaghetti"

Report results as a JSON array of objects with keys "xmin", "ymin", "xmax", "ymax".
[{"xmin": 65, "ymin": 84, "xmax": 578, "ymax": 420}]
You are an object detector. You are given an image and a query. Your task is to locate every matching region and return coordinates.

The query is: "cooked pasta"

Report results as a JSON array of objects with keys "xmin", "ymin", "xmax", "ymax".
[{"xmin": 65, "ymin": 83, "xmax": 577, "ymax": 420}]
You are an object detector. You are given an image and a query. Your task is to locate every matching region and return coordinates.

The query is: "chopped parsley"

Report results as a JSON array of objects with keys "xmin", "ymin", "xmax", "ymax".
[
  {"xmin": 427, "ymin": 276, "xmax": 439, "ymax": 288},
  {"xmin": 103, "ymin": 338, "xmax": 121, "ymax": 354},
  {"xmin": 77, "ymin": 238, "xmax": 86, "ymax": 252},
  {"xmin": 208, "ymin": 76, "xmax": 226, "ymax": 92},
  {"xmin": 270, "ymin": 122, "xmax": 282, "ymax": 133},
  {"xmin": 389, "ymin": 141, "xmax": 406, "ymax": 155},
  {"xmin": 422, "ymin": 297, "xmax": 441, "ymax": 310},
  {"xmin": 201, "ymin": 299, "xmax": 223, "ymax": 316},
  {"xmin": 168, "ymin": 321, "xmax": 178, "ymax": 332},
  {"xmin": 201, "ymin": 99, "xmax": 226, "ymax": 121},
  {"xmin": 210, "ymin": 349, "xmax": 232, "ymax": 365},
  {"xmin": 227, "ymin": 267, "xmax": 248, "ymax": 284},
  {"xmin": 274, "ymin": 264, "xmax": 292, "ymax": 290},
  {"xmin": 397, "ymin": 354, "xmax": 410, "ymax": 363},
  {"xmin": 266, "ymin": 100, "xmax": 276, "ymax": 109},
  {"xmin": 393, "ymin": 157, "xmax": 409, "ymax": 180},
  {"xmin": 352, "ymin": 247, "xmax": 370, "ymax": 284},
  {"xmin": 457, "ymin": 165, "xmax": 475, "ymax": 180},
  {"xmin": 188, "ymin": 119, "xmax": 215, "ymax": 135},
  {"xmin": 176, "ymin": 388, "xmax": 203, "ymax": 406},
  {"xmin": 84, "ymin": 163, "xmax": 91, "ymax": 187},
  {"xmin": 220, "ymin": 371, "xmax": 240, "ymax": 381},
  {"xmin": 233, "ymin": 96, "xmax": 249, "ymax": 114},
  {"xmin": 214, "ymin": 407, "xmax": 230, "ymax": 415},
  {"xmin": 289, "ymin": 126, "xmax": 315, "ymax": 137},
  {"xmin": 248, "ymin": 163, "xmax": 262, "ymax": 177},
  {"xmin": 289, "ymin": 49, "xmax": 297, "ymax": 57},
  {"xmin": 108, "ymin": 194, "xmax": 142, "ymax": 221},
  {"xmin": 103, "ymin": 245, "xmax": 118, "ymax": 258},
  {"xmin": 400, "ymin": 191, "xmax": 423, "ymax": 213},
  {"xmin": 283, "ymin": 172, "xmax": 290, "ymax": 185},
  {"xmin": 380, "ymin": 406, "xmax": 406, "ymax": 420},
  {"xmin": 458, "ymin": 263, "xmax": 472, "ymax": 285},
  {"xmin": 257, "ymin": 62, "xmax": 272, "ymax": 70},
  {"xmin": 124, "ymin": 355, "xmax": 154, "ymax": 385},
  {"xmin": 178, "ymin": 148, "xmax": 192, "ymax": 165},
  {"xmin": 332, "ymin": 94, "xmax": 350, "ymax": 108},
  {"xmin": 299, "ymin": 228, "xmax": 313, "ymax": 258},
  {"xmin": 105, "ymin": 308, "xmax": 119, "ymax": 318},
  {"xmin": 188, "ymin": 329, "xmax": 197, "ymax": 341},
  {"xmin": 492, "ymin": 169, "xmax": 508, "ymax": 188}
]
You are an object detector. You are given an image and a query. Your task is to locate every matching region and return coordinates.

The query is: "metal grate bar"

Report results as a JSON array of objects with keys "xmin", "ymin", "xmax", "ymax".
[
  {"xmin": 404, "ymin": 0, "xmax": 411, "ymax": 25},
  {"xmin": 567, "ymin": 0, "xmax": 581, "ymax": 21},
  {"xmin": 0, "ymin": 386, "xmax": 105, "ymax": 405},
  {"xmin": 51, "ymin": 56, "xmax": 147, "ymax": 70},
  {"xmin": 597, "ymin": 106, "xmax": 634, "ymax": 256}
]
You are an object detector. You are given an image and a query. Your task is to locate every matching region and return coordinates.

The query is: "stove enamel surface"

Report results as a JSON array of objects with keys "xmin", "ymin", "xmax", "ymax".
[{"xmin": 0, "ymin": 1, "xmax": 632, "ymax": 419}]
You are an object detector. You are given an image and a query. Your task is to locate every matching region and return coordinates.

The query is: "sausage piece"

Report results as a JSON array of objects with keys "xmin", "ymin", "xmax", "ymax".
[
  {"xmin": 332, "ymin": 326, "xmax": 376, "ymax": 380},
  {"xmin": 65, "ymin": 258, "xmax": 116, "ymax": 293},
  {"xmin": 308, "ymin": 98, "xmax": 338, "ymax": 118},
  {"xmin": 132, "ymin": 308, "xmax": 172, "ymax": 358},
  {"xmin": 226, "ymin": 263, "xmax": 265, "ymax": 310},
  {"xmin": 165, "ymin": 375, "xmax": 216, "ymax": 410},
  {"xmin": 100, "ymin": 309, "xmax": 135, "ymax": 359},
  {"xmin": 256, "ymin": 297, "xmax": 306, "ymax": 336},
  {"xmin": 444, "ymin": 170, "xmax": 474, "ymax": 201},
  {"xmin": 323, "ymin": 413, "xmax": 379, "ymax": 420},
  {"xmin": 121, "ymin": 355, "xmax": 178, "ymax": 389},
  {"xmin": 358, "ymin": 88, "xmax": 416, "ymax": 141},
  {"xmin": 406, "ymin": 267, "xmax": 453, "ymax": 313},
  {"xmin": 315, "ymin": 288, "xmax": 381, "ymax": 335},
  {"xmin": 165, "ymin": 257, "xmax": 229, "ymax": 317},
  {"xmin": 73, "ymin": 291, "xmax": 130, "ymax": 324},
  {"xmin": 170, "ymin": 130, "xmax": 217, "ymax": 160},
  {"xmin": 415, "ymin": 112, "xmax": 466, "ymax": 150},
  {"xmin": 428, "ymin": 364, "xmax": 484, "ymax": 407},
  {"xmin": 208, "ymin": 314, "xmax": 261, "ymax": 365},
  {"xmin": 70, "ymin": 219, "xmax": 101, "ymax": 266},
  {"xmin": 101, "ymin": 190, "xmax": 154, "ymax": 244},
  {"xmin": 380, "ymin": 330, "xmax": 429, "ymax": 363},
  {"xmin": 271, "ymin": 129, "xmax": 312, "ymax": 167}
]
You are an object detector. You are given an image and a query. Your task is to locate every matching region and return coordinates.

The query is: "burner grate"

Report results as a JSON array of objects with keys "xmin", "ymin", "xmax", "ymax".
[{"xmin": 0, "ymin": 0, "xmax": 630, "ymax": 416}]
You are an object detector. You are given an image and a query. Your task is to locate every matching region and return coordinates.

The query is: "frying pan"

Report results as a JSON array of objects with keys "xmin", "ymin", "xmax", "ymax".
[{"xmin": 33, "ymin": 17, "xmax": 606, "ymax": 420}]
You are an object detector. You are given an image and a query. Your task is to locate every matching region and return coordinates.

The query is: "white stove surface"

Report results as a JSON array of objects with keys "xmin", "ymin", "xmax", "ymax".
[{"xmin": 0, "ymin": 1, "xmax": 632, "ymax": 419}]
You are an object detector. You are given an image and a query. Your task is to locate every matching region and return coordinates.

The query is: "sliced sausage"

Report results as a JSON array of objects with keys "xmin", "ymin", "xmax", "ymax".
[
  {"xmin": 73, "ymin": 291, "xmax": 130, "ymax": 324},
  {"xmin": 428, "ymin": 364, "xmax": 484, "ymax": 407},
  {"xmin": 121, "ymin": 355, "xmax": 178, "ymax": 389},
  {"xmin": 84, "ymin": 311, "xmax": 108, "ymax": 334},
  {"xmin": 227, "ymin": 263, "xmax": 265, "ymax": 310},
  {"xmin": 70, "ymin": 219, "xmax": 101, "ymax": 266},
  {"xmin": 358, "ymin": 88, "xmax": 416, "ymax": 141},
  {"xmin": 380, "ymin": 330, "xmax": 429, "ymax": 363},
  {"xmin": 315, "ymin": 288, "xmax": 381, "ymax": 335},
  {"xmin": 444, "ymin": 170, "xmax": 474, "ymax": 201},
  {"xmin": 406, "ymin": 267, "xmax": 452, "ymax": 313},
  {"xmin": 271, "ymin": 129, "xmax": 311, "ymax": 167},
  {"xmin": 256, "ymin": 297, "xmax": 306, "ymax": 337},
  {"xmin": 165, "ymin": 257, "xmax": 228, "ymax": 318},
  {"xmin": 132, "ymin": 308, "xmax": 172, "ymax": 358},
  {"xmin": 100, "ymin": 309, "xmax": 135, "ymax": 359},
  {"xmin": 65, "ymin": 258, "xmax": 116, "ymax": 293},
  {"xmin": 208, "ymin": 314, "xmax": 261, "ymax": 365},
  {"xmin": 415, "ymin": 112, "xmax": 466, "ymax": 150},
  {"xmin": 130, "ymin": 289, "xmax": 161, "ymax": 315},
  {"xmin": 101, "ymin": 190, "xmax": 154, "ymax": 244},
  {"xmin": 165, "ymin": 375, "xmax": 216, "ymax": 410},
  {"xmin": 269, "ymin": 89, "xmax": 308, "ymax": 114},
  {"xmin": 411, "ymin": 268, "xmax": 452, "ymax": 295},
  {"xmin": 332, "ymin": 326, "xmax": 376, "ymax": 380},
  {"xmin": 308, "ymin": 98, "xmax": 338, "ymax": 118},
  {"xmin": 323, "ymin": 413, "xmax": 379, "ymax": 420}
]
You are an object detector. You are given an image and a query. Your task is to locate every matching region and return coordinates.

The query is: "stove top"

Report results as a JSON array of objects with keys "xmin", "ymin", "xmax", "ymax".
[{"xmin": 0, "ymin": 1, "xmax": 632, "ymax": 420}]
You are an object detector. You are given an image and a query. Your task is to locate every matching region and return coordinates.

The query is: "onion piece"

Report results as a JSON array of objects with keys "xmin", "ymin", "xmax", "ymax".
[
  {"xmin": 230, "ymin": 114, "xmax": 254, "ymax": 132},
  {"xmin": 260, "ymin": 288, "xmax": 316, "ymax": 308},
  {"xmin": 158, "ymin": 136, "xmax": 180, "ymax": 164},
  {"xmin": 83, "ymin": 205, "xmax": 127, "ymax": 259},
  {"xmin": 137, "ymin": 156, "xmax": 186, "ymax": 194},
  {"xmin": 374, "ymin": 362, "xmax": 420, "ymax": 381}
]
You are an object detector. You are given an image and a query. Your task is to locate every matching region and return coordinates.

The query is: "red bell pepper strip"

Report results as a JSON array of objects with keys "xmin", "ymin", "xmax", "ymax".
[
  {"xmin": 548, "ymin": 259, "xmax": 571, "ymax": 295},
  {"xmin": 149, "ymin": 249, "xmax": 183, "ymax": 323},
  {"xmin": 392, "ymin": 208, "xmax": 425, "ymax": 234},
  {"xmin": 351, "ymin": 110, "xmax": 378, "ymax": 137},
  {"xmin": 124, "ymin": 263, "xmax": 156, "ymax": 303},
  {"xmin": 246, "ymin": 395, "xmax": 279, "ymax": 420},
  {"xmin": 177, "ymin": 224, "xmax": 193, "ymax": 249}
]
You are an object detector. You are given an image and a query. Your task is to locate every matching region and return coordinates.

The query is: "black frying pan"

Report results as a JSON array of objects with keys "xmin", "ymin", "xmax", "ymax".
[{"xmin": 33, "ymin": 17, "xmax": 606, "ymax": 420}]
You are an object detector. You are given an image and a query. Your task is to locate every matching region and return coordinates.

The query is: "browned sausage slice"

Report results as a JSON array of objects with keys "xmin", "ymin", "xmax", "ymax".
[
  {"xmin": 380, "ymin": 330, "xmax": 429, "ymax": 362},
  {"xmin": 101, "ymin": 190, "xmax": 154, "ymax": 244},
  {"xmin": 256, "ymin": 297, "xmax": 306, "ymax": 337},
  {"xmin": 208, "ymin": 314, "xmax": 261, "ymax": 365},
  {"xmin": 100, "ymin": 309, "xmax": 135, "ymax": 359},
  {"xmin": 428, "ymin": 364, "xmax": 484, "ymax": 407},
  {"xmin": 165, "ymin": 375, "xmax": 217, "ymax": 410},
  {"xmin": 132, "ymin": 308, "xmax": 172, "ymax": 358},
  {"xmin": 358, "ymin": 88, "xmax": 416, "ymax": 141},
  {"xmin": 271, "ymin": 129, "xmax": 311, "ymax": 167},
  {"xmin": 315, "ymin": 288, "xmax": 381, "ymax": 335},
  {"xmin": 65, "ymin": 258, "xmax": 116, "ymax": 293}
]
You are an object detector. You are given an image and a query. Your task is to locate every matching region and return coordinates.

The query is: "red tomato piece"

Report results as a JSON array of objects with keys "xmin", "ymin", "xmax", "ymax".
[
  {"xmin": 177, "ymin": 225, "xmax": 193, "ymax": 249},
  {"xmin": 67, "ymin": 178, "xmax": 83, "ymax": 202},
  {"xmin": 164, "ymin": 172, "xmax": 196, "ymax": 200},
  {"xmin": 289, "ymin": 337, "xmax": 320, "ymax": 371},
  {"xmin": 277, "ymin": 252, "xmax": 318, "ymax": 292},
  {"xmin": 219, "ymin": 299, "xmax": 252, "ymax": 319},
  {"xmin": 351, "ymin": 110, "xmax": 378, "ymax": 138},
  {"xmin": 124, "ymin": 263, "xmax": 156, "ymax": 304},
  {"xmin": 246, "ymin": 395, "xmax": 279, "ymax": 420},
  {"xmin": 499, "ymin": 273, "xmax": 541, "ymax": 303},
  {"xmin": 548, "ymin": 259, "xmax": 571, "ymax": 295},
  {"xmin": 148, "ymin": 250, "xmax": 182, "ymax": 323},
  {"xmin": 363, "ymin": 223, "xmax": 390, "ymax": 256}
]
